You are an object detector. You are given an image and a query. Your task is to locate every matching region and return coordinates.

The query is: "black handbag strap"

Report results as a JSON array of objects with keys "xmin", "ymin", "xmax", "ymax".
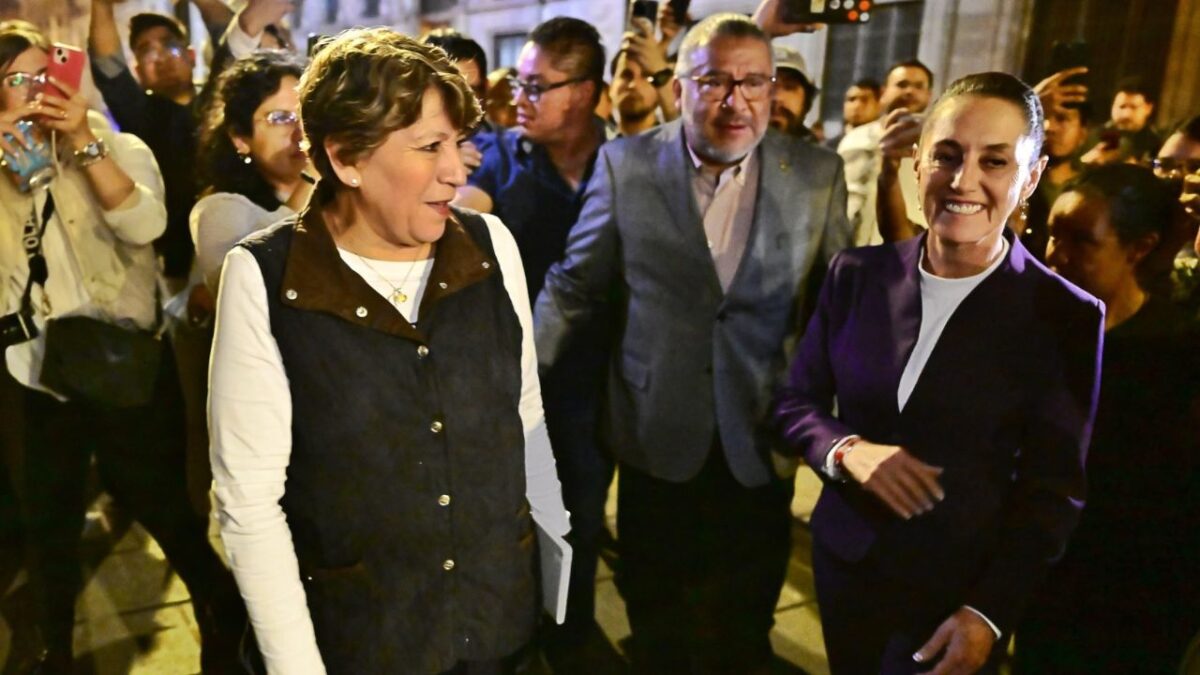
[
  {"xmin": 18, "ymin": 191, "xmax": 54, "ymax": 316},
  {"xmin": 17, "ymin": 192, "xmax": 165, "ymax": 336}
]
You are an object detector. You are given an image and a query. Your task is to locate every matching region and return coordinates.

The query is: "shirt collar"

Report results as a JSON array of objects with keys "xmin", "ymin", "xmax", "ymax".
[{"xmin": 279, "ymin": 203, "xmax": 496, "ymax": 342}]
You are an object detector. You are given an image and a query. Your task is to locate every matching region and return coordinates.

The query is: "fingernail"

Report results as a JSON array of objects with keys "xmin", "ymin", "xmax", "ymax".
[{"xmin": 913, "ymin": 652, "xmax": 924, "ymax": 662}]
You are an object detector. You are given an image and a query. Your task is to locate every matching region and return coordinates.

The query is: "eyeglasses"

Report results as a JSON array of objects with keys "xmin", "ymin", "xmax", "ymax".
[
  {"xmin": 2, "ymin": 71, "xmax": 46, "ymax": 90},
  {"xmin": 1150, "ymin": 157, "xmax": 1200, "ymax": 179},
  {"xmin": 507, "ymin": 76, "xmax": 586, "ymax": 103},
  {"xmin": 686, "ymin": 72, "xmax": 776, "ymax": 102},
  {"xmin": 134, "ymin": 41, "xmax": 187, "ymax": 63},
  {"xmin": 256, "ymin": 110, "xmax": 299, "ymax": 126}
]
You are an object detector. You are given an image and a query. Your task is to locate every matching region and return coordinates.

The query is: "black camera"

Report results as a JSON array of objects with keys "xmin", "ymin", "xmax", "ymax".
[{"xmin": 0, "ymin": 308, "xmax": 38, "ymax": 348}]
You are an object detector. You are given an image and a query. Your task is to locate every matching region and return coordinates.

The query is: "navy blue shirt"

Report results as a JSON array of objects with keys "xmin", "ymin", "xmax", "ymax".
[
  {"xmin": 468, "ymin": 127, "xmax": 600, "ymax": 302},
  {"xmin": 469, "ymin": 125, "xmax": 608, "ymax": 410}
]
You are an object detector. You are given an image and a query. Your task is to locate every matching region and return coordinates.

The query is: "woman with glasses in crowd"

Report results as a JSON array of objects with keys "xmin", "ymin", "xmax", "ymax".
[
  {"xmin": 208, "ymin": 28, "xmax": 569, "ymax": 674},
  {"xmin": 174, "ymin": 49, "xmax": 310, "ymax": 525},
  {"xmin": 0, "ymin": 22, "xmax": 245, "ymax": 673},
  {"xmin": 774, "ymin": 72, "xmax": 1104, "ymax": 674},
  {"xmin": 192, "ymin": 49, "xmax": 310, "ymax": 296}
]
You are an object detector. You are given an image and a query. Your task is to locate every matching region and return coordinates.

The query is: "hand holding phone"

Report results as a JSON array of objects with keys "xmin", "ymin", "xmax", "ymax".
[
  {"xmin": 752, "ymin": 0, "xmax": 827, "ymax": 39},
  {"xmin": 42, "ymin": 44, "xmax": 85, "ymax": 101}
]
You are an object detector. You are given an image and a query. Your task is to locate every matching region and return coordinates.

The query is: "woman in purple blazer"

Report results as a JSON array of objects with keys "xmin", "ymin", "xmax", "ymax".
[{"xmin": 774, "ymin": 72, "xmax": 1104, "ymax": 675}]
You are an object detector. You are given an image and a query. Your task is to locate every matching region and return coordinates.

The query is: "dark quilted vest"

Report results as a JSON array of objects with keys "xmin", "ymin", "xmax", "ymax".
[{"xmin": 243, "ymin": 210, "xmax": 536, "ymax": 674}]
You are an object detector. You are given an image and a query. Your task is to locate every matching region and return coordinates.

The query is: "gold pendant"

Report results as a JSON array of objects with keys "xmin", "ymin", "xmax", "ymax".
[{"xmin": 394, "ymin": 290, "xmax": 408, "ymax": 303}]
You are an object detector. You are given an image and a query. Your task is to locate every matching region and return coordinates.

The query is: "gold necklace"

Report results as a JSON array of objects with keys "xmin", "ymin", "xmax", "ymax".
[{"xmin": 353, "ymin": 247, "xmax": 427, "ymax": 304}]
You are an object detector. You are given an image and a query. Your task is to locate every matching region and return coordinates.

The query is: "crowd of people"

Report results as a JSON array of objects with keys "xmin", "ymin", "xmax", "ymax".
[{"xmin": 0, "ymin": 0, "xmax": 1197, "ymax": 673}]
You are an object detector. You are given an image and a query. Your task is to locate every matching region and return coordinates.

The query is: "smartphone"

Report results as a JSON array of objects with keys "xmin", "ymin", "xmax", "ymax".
[
  {"xmin": 668, "ymin": 0, "xmax": 690, "ymax": 23},
  {"xmin": 1049, "ymin": 40, "xmax": 1089, "ymax": 86},
  {"xmin": 630, "ymin": 0, "xmax": 659, "ymax": 28},
  {"xmin": 1098, "ymin": 128, "xmax": 1122, "ymax": 150},
  {"xmin": 782, "ymin": 0, "xmax": 873, "ymax": 24},
  {"xmin": 42, "ymin": 43, "xmax": 85, "ymax": 99}
]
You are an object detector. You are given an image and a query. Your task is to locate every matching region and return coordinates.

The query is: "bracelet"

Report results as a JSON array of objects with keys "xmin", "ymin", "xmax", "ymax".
[
  {"xmin": 833, "ymin": 437, "xmax": 861, "ymax": 473},
  {"xmin": 73, "ymin": 138, "xmax": 109, "ymax": 167}
]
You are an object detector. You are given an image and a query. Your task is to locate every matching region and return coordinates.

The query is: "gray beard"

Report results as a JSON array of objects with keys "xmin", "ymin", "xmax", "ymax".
[{"xmin": 689, "ymin": 132, "xmax": 758, "ymax": 165}]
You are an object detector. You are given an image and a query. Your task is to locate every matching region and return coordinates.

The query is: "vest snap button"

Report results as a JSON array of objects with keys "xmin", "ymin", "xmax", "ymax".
[
  {"xmin": 430, "ymin": 420, "xmax": 444, "ymax": 433},
  {"xmin": 285, "ymin": 289, "xmax": 298, "ymax": 300},
  {"xmin": 417, "ymin": 345, "xmax": 429, "ymax": 358},
  {"xmin": 443, "ymin": 559, "xmax": 455, "ymax": 571},
  {"xmin": 438, "ymin": 282, "xmax": 448, "ymax": 290},
  {"xmin": 481, "ymin": 261, "xmax": 490, "ymax": 269},
  {"xmin": 355, "ymin": 306, "xmax": 368, "ymax": 318},
  {"xmin": 438, "ymin": 494, "xmax": 451, "ymax": 506}
]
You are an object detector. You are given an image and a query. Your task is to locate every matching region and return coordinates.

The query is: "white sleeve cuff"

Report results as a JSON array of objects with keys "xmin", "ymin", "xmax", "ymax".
[
  {"xmin": 226, "ymin": 17, "xmax": 263, "ymax": 59},
  {"xmin": 823, "ymin": 435, "xmax": 860, "ymax": 480},
  {"xmin": 962, "ymin": 605, "xmax": 1002, "ymax": 639}
]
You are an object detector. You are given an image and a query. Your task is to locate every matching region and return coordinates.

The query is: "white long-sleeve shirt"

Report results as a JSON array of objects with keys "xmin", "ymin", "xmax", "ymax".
[
  {"xmin": 208, "ymin": 213, "xmax": 569, "ymax": 674},
  {"xmin": 2, "ymin": 123, "xmax": 166, "ymax": 396}
]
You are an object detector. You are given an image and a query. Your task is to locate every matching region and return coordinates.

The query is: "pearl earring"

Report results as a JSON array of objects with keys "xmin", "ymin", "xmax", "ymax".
[
  {"xmin": 238, "ymin": 152, "xmax": 252, "ymax": 165},
  {"xmin": 349, "ymin": 178, "xmax": 360, "ymax": 186}
]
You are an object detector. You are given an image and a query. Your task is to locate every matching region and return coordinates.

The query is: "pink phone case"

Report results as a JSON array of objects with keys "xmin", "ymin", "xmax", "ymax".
[{"xmin": 43, "ymin": 43, "xmax": 85, "ymax": 99}]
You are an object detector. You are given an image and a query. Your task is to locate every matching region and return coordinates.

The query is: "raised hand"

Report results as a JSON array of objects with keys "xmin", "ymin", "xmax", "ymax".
[
  {"xmin": 622, "ymin": 19, "xmax": 670, "ymax": 77},
  {"xmin": 880, "ymin": 107, "xmax": 925, "ymax": 168},
  {"xmin": 0, "ymin": 101, "xmax": 39, "ymax": 157},
  {"xmin": 1033, "ymin": 67, "xmax": 1088, "ymax": 114},
  {"xmin": 32, "ymin": 76, "xmax": 95, "ymax": 150},
  {"xmin": 239, "ymin": 0, "xmax": 296, "ymax": 38},
  {"xmin": 752, "ymin": 0, "xmax": 824, "ymax": 38}
]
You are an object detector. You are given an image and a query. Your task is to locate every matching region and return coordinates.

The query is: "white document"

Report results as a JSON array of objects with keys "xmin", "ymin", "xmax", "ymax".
[{"xmin": 535, "ymin": 521, "xmax": 572, "ymax": 624}]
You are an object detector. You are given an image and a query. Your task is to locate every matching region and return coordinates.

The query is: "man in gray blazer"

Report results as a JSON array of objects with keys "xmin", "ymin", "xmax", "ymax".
[{"xmin": 535, "ymin": 12, "xmax": 851, "ymax": 673}]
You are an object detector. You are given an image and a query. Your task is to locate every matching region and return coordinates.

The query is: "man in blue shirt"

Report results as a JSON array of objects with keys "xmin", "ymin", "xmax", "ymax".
[{"xmin": 456, "ymin": 17, "xmax": 611, "ymax": 659}]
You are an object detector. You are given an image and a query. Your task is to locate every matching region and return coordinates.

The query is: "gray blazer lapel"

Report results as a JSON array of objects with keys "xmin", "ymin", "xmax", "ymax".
[
  {"xmin": 721, "ymin": 137, "xmax": 787, "ymax": 307},
  {"xmin": 653, "ymin": 121, "xmax": 721, "ymax": 294}
]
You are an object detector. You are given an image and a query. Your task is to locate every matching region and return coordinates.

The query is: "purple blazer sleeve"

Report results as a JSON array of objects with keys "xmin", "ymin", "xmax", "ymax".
[{"xmin": 774, "ymin": 251, "xmax": 856, "ymax": 472}]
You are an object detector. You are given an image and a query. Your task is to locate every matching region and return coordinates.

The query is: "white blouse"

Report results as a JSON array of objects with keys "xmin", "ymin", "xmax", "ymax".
[{"xmin": 208, "ymin": 213, "xmax": 569, "ymax": 675}]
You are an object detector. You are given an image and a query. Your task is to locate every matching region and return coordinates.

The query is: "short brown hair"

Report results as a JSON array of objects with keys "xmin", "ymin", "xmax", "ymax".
[
  {"xmin": 0, "ymin": 22, "xmax": 48, "ymax": 74},
  {"xmin": 298, "ymin": 27, "xmax": 482, "ymax": 202}
]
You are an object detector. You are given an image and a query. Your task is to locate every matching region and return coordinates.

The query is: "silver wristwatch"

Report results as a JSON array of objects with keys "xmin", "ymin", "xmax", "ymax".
[{"xmin": 74, "ymin": 138, "xmax": 109, "ymax": 167}]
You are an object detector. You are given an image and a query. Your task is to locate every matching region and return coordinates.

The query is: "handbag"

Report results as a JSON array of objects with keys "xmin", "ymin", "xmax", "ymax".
[
  {"xmin": 39, "ymin": 314, "xmax": 163, "ymax": 409},
  {"xmin": 21, "ymin": 191, "xmax": 164, "ymax": 408}
]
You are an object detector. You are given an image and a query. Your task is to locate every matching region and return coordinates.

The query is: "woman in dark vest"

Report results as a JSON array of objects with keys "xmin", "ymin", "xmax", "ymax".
[{"xmin": 208, "ymin": 28, "xmax": 570, "ymax": 675}]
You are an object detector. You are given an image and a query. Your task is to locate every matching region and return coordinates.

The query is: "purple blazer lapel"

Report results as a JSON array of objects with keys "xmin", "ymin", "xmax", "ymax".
[{"xmin": 882, "ymin": 234, "xmax": 925, "ymax": 413}]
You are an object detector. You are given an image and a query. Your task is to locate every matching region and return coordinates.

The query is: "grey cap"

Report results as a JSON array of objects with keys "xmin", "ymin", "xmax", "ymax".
[{"xmin": 773, "ymin": 44, "xmax": 814, "ymax": 88}]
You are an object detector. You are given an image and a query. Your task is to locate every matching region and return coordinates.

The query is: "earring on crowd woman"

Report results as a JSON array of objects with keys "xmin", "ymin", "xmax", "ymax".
[{"xmin": 238, "ymin": 152, "xmax": 252, "ymax": 165}]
